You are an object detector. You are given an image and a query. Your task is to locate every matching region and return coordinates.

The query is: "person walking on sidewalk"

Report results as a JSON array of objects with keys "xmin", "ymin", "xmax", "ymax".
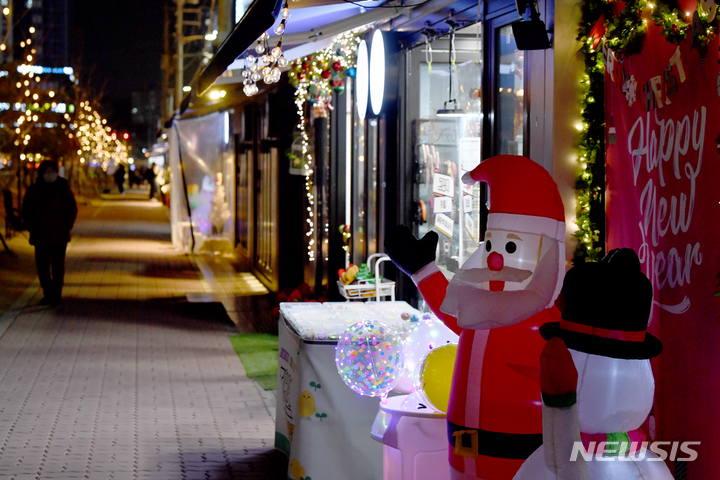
[
  {"xmin": 114, "ymin": 163, "xmax": 126, "ymax": 194},
  {"xmin": 144, "ymin": 163, "xmax": 157, "ymax": 200},
  {"xmin": 22, "ymin": 160, "xmax": 78, "ymax": 305}
]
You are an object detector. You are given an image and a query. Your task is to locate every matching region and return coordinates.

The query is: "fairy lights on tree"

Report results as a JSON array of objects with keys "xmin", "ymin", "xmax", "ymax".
[
  {"xmin": 2, "ymin": 30, "xmax": 45, "ymax": 154},
  {"xmin": 0, "ymin": 3, "xmax": 11, "ymax": 54},
  {"xmin": 71, "ymin": 101, "xmax": 130, "ymax": 171},
  {"xmin": 0, "ymin": 7, "xmax": 130, "ymax": 206},
  {"xmin": 0, "ymin": 22, "xmax": 74, "ymax": 196}
]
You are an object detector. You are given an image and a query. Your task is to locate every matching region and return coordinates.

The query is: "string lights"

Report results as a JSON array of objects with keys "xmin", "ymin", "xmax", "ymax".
[
  {"xmin": 293, "ymin": 78, "xmax": 316, "ymax": 261},
  {"xmin": 287, "ymin": 31, "xmax": 360, "ymax": 261},
  {"xmin": 574, "ymin": 0, "xmax": 719, "ymax": 263},
  {"xmin": 242, "ymin": 2, "xmax": 290, "ymax": 96}
]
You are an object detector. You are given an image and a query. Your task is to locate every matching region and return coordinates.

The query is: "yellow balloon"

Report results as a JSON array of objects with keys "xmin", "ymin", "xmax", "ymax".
[{"xmin": 417, "ymin": 343, "xmax": 457, "ymax": 413}]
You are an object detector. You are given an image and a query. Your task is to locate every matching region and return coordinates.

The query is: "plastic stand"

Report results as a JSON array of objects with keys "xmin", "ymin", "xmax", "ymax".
[{"xmin": 370, "ymin": 394, "xmax": 450, "ymax": 480}]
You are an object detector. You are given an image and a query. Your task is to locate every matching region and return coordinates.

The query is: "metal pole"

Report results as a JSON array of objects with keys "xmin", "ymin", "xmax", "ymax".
[{"xmin": 175, "ymin": 0, "xmax": 184, "ymax": 110}]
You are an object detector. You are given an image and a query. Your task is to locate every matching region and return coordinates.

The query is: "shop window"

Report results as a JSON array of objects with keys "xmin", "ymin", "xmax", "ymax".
[
  {"xmin": 412, "ymin": 25, "xmax": 484, "ymax": 273},
  {"xmin": 496, "ymin": 25, "xmax": 525, "ymax": 156}
]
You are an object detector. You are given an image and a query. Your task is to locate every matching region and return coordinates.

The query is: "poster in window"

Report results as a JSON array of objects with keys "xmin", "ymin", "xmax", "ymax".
[
  {"xmin": 463, "ymin": 195, "xmax": 473, "ymax": 214},
  {"xmin": 432, "ymin": 173, "xmax": 454, "ymax": 198},
  {"xmin": 434, "ymin": 213, "xmax": 454, "ymax": 238},
  {"xmin": 435, "ymin": 196, "xmax": 453, "ymax": 214},
  {"xmin": 459, "ymin": 137, "xmax": 481, "ymax": 172}
]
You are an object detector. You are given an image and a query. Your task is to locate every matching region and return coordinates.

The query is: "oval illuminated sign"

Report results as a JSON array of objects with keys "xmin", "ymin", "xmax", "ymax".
[
  {"xmin": 355, "ymin": 40, "xmax": 369, "ymax": 120},
  {"xmin": 369, "ymin": 29, "xmax": 385, "ymax": 116}
]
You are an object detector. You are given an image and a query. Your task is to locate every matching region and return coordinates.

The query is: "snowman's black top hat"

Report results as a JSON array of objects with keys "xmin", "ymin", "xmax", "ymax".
[{"xmin": 540, "ymin": 248, "xmax": 663, "ymax": 360}]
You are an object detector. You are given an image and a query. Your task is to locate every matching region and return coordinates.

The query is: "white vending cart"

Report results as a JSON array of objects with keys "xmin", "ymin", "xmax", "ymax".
[{"xmin": 275, "ymin": 301, "xmax": 425, "ymax": 480}]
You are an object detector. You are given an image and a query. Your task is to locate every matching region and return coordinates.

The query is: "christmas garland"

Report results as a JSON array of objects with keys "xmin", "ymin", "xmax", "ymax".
[
  {"xmin": 288, "ymin": 31, "xmax": 361, "ymax": 118},
  {"xmin": 574, "ymin": 0, "xmax": 719, "ymax": 263},
  {"xmin": 574, "ymin": 0, "xmax": 610, "ymax": 263}
]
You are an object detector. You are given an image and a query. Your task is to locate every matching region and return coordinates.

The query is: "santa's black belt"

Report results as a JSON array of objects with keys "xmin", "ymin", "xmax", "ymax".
[{"xmin": 447, "ymin": 421, "xmax": 543, "ymax": 460}]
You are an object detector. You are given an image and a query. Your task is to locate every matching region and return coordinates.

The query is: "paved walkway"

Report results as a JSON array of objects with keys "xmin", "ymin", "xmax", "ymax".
[{"xmin": 0, "ymin": 192, "xmax": 278, "ymax": 479}]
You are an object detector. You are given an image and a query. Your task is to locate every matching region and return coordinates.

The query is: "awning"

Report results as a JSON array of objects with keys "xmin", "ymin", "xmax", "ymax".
[
  {"xmin": 197, "ymin": 0, "xmax": 283, "ymax": 96},
  {"xmin": 220, "ymin": 4, "xmax": 410, "ymax": 74},
  {"xmin": 201, "ymin": 1, "xmax": 410, "ymax": 89},
  {"xmin": 188, "ymin": 0, "xmax": 479, "ymax": 116}
]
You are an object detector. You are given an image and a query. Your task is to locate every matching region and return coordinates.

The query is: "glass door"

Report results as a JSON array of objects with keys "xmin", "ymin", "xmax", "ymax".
[
  {"xmin": 253, "ymin": 102, "xmax": 279, "ymax": 292},
  {"xmin": 477, "ymin": 12, "xmax": 529, "ymax": 238},
  {"xmin": 365, "ymin": 119, "xmax": 379, "ymax": 258},
  {"xmin": 235, "ymin": 139, "xmax": 251, "ymax": 258}
]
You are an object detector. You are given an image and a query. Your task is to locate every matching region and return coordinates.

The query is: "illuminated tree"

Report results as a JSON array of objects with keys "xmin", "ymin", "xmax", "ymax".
[
  {"xmin": 0, "ymin": 31, "xmax": 74, "ymax": 201},
  {"xmin": 0, "ymin": 7, "xmax": 131, "ymax": 201}
]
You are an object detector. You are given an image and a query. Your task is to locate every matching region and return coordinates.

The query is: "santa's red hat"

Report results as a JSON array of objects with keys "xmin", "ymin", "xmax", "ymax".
[{"xmin": 463, "ymin": 155, "xmax": 565, "ymax": 241}]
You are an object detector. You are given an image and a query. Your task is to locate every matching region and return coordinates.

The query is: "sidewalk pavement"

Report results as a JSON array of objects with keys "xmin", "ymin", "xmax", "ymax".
[{"xmin": 0, "ymin": 190, "xmax": 280, "ymax": 479}]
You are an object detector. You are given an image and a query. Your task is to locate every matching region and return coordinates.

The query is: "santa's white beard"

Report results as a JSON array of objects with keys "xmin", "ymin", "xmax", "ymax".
[{"xmin": 440, "ymin": 242, "xmax": 559, "ymax": 330}]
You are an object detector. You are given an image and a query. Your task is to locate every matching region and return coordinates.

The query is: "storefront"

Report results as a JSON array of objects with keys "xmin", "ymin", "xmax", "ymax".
[
  {"xmin": 167, "ymin": 80, "xmax": 305, "ymax": 293},
  {"xmin": 307, "ymin": 0, "xmax": 565, "ymax": 303},
  {"xmin": 176, "ymin": 0, "xmax": 578, "ymax": 292},
  {"xmin": 182, "ymin": 0, "xmax": 563, "ymax": 301},
  {"xmin": 184, "ymin": 0, "xmax": 720, "ymax": 474},
  {"xmin": 230, "ymin": 84, "xmax": 305, "ymax": 292}
]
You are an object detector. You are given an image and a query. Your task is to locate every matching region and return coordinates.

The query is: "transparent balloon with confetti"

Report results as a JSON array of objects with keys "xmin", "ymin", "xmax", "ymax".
[{"xmin": 335, "ymin": 320, "xmax": 404, "ymax": 398}]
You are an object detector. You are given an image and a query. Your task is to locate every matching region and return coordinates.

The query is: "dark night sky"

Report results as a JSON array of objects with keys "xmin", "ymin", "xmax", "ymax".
[{"xmin": 68, "ymin": 0, "xmax": 165, "ymax": 131}]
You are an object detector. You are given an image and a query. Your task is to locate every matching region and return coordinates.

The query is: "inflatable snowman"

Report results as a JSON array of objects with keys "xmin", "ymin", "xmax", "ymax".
[{"xmin": 513, "ymin": 249, "xmax": 673, "ymax": 480}]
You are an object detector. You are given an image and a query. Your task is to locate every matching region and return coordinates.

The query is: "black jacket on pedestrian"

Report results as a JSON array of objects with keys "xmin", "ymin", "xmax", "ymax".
[
  {"xmin": 22, "ymin": 166, "xmax": 78, "ymax": 245},
  {"xmin": 114, "ymin": 164, "xmax": 125, "ymax": 183}
]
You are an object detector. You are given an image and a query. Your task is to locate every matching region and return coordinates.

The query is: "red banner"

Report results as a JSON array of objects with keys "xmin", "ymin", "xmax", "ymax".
[{"xmin": 605, "ymin": 8, "xmax": 720, "ymax": 477}]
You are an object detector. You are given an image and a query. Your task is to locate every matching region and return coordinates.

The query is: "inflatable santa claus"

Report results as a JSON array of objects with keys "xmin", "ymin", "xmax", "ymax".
[{"xmin": 385, "ymin": 155, "xmax": 566, "ymax": 480}]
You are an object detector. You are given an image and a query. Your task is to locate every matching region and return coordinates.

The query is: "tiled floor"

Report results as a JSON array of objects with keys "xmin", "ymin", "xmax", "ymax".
[{"xmin": 0, "ymin": 193, "xmax": 278, "ymax": 479}]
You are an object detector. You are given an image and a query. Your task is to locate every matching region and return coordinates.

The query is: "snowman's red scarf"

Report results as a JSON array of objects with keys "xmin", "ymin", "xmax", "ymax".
[{"xmin": 580, "ymin": 428, "xmax": 646, "ymax": 455}]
